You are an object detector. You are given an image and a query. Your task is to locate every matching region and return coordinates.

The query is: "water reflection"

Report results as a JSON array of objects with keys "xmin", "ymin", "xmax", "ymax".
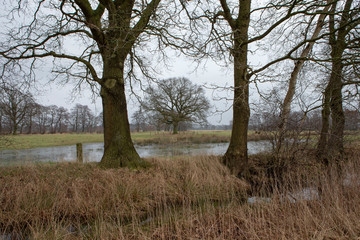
[{"xmin": 0, "ymin": 141, "xmax": 271, "ymax": 166}]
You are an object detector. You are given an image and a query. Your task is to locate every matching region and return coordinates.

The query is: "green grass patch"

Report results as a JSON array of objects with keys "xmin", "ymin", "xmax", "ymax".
[
  {"xmin": 0, "ymin": 133, "xmax": 104, "ymax": 151},
  {"xmin": 4, "ymin": 130, "xmax": 357, "ymax": 151},
  {"xmin": 0, "ymin": 131, "xmax": 234, "ymax": 151}
]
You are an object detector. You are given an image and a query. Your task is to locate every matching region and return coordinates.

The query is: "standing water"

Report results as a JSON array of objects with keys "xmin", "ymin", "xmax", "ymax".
[{"xmin": 0, "ymin": 141, "xmax": 272, "ymax": 166}]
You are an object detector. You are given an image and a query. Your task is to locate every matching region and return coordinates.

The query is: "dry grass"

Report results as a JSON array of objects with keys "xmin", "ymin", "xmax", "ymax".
[
  {"xmin": 0, "ymin": 156, "xmax": 246, "ymax": 239},
  {"xmin": 1, "ymin": 153, "xmax": 360, "ymax": 239}
]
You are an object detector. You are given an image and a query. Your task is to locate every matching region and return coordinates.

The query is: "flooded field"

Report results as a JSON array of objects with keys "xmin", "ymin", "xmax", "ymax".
[{"xmin": 0, "ymin": 141, "xmax": 272, "ymax": 166}]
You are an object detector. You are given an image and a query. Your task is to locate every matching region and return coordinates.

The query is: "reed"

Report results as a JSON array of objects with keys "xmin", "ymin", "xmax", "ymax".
[
  {"xmin": 1, "ymin": 152, "xmax": 360, "ymax": 239},
  {"xmin": 0, "ymin": 156, "xmax": 246, "ymax": 238}
]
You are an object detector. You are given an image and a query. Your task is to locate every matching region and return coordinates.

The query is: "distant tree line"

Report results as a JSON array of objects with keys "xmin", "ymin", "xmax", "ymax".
[
  {"xmin": 248, "ymin": 109, "xmax": 360, "ymax": 132},
  {"xmin": 0, "ymin": 85, "xmax": 103, "ymax": 135},
  {"xmin": 131, "ymin": 103, "xmax": 359, "ymax": 134}
]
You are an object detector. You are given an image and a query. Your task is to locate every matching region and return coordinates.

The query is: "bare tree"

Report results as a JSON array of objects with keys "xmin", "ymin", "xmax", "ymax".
[
  {"xmin": 181, "ymin": 0, "xmax": 332, "ymax": 176},
  {"xmin": 34, "ymin": 105, "xmax": 50, "ymax": 134},
  {"xmin": 48, "ymin": 105, "xmax": 60, "ymax": 134},
  {"xmin": 23, "ymin": 101, "xmax": 40, "ymax": 134},
  {"xmin": 0, "ymin": 84, "xmax": 35, "ymax": 135},
  {"xmin": 276, "ymin": 0, "xmax": 332, "ymax": 154},
  {"xmin": 317, "ymin": 0, "xmax": 360, "ymax": 159},
  {"xmin": 143, "ymin": 77, "xmax": 210, "ymax": 134},
  {"xmin": 70, "ymin": 105, "xmax": 80, "ymax": 133},
  {"xmin": 43, "ymin": 105, "xmax": 71, "ymax": 133},
  {"xmin": 131, "ymin": 106, "xmax": 147, "ymax": 132},
  {"xmin": 147, "ymin": 112, "xmax": 166, "ymax": 131},
  {"xmin": 70, "ymin": 104, "xmax": 98, "ymax": 132},
  {"xmin": 56, "ymin": 107, "xmax": 70, "ymax": 133},
  {"xmin": 0, "ymin": 0, "xmax": 172, "ymax": 168}
]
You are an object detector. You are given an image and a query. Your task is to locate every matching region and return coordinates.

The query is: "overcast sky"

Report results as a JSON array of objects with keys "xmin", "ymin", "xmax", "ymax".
[
  {"xmin": 1, "ymin": 0, "xmax": 275, "ymax": 126},
  {"xmin": 4, "ymin": 1, "xmax": 357, "ymax": 127},
  {"xmin": 34, "ymin": 54, "xmax": 236, "ymax": 125}
]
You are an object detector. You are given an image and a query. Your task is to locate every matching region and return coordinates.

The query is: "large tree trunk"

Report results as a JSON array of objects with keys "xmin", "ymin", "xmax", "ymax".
[
  {"xmin": 99, "ymin": 59, "xmax": 145, "ymax": 168},
  {"xmin": 223, "ymin": 0, "xmax": 251, "ymax": 177},
  {"xmin": 317, "ymin": 63, "xmax": 345, "ymax": 164},
  {"xmin": 223, "ymin": 57, "xmax": 250, "ymax": 177},
  {"xmin": 328, "ymin": 63, "xmax": 345, "ymax": 157},
  {"xmin": 317, "ymin": 63, "xmax": 345, "ymax": 160},
  {"xmin": 317, "ymin": 0, "xmax": 352, "ymax": 160},
  {"xmin": 317, "ymin": 67, "xmax": 345, "ymax": 160}
]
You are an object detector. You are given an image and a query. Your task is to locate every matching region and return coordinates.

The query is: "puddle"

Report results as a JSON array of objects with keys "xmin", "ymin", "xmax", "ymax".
[{"xmin": 0, "ymin": 141, "xmax": 272, "ymax": 166}]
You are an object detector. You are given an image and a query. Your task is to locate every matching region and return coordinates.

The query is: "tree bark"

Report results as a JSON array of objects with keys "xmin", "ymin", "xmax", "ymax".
[
  {"xmin": 328, "ymin": 62, "xmax": 345, "ymax": 157},
  {"xmin": 27, "ymin": 114, "xmax": 33, "ymax": 134},
  {"xmin": 317, "ymin": 62, "xmax": 345, "ymax": 160},
  {"xmin": 317, "ymin": 85, "xmax": 331, "ymax": 157},
  {"xmin": 12, "ymin": 125, "xmax": 17, "ymax": 135},
  {"xmin": 172, "ymin": 121, "xmax": 179, "ymax": 134},
  {"xmin": 317, "ymin": 0, "xmax": 352, "ymax": 160},
  {"xmin": 99, "ymin": 59, "xmax": 145, "ymax": 168},
  {"xmin": 223, "ymin": 0, "xmax": 251, "ymax": 177}
]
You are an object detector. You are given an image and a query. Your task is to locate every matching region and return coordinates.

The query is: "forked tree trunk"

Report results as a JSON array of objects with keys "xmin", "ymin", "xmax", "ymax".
[{"xmin": 99, "ymin": 60, "xmax": 145, "ymax": 168}]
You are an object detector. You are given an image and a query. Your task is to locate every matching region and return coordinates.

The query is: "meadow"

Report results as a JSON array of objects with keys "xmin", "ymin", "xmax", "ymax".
[
  {"xmin": 1, "ymin": 131, "xmax": 360, "ymax": 239},
  {"xmin": 0, "ymin": 130, "xmax": 273, "ymax": 151},
  {"xmin": 0, "ymin": 152, "xmax": 359, "ymax": 239},
  {"xmin": 2, "ymin": 129, "xmax": 358, "ymax": 151}
]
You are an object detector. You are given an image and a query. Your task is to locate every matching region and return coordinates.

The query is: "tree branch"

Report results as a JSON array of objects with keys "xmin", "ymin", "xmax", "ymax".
[{"xmin": 219, "ymin": 0, "xmax": 236, "ymax": 28}]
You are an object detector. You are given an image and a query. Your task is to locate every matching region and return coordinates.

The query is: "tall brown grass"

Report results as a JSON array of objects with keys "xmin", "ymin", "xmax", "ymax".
[
  {"xmin": 0, "ymin": 156, "xmax": 246, "ymax": 239},
  {"xmin": 0, "ymin": 152, "xmax": 360, "ymax": 239}
]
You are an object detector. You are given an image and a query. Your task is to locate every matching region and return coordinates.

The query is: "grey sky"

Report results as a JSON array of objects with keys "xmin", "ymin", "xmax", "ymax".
[
  {"xmin": 0, "ymin": 0, "xmax": 281, "ymax": 126},
  {"xmin": 34, "ymin": 54, "xmax": 235, "ymax": 125}
]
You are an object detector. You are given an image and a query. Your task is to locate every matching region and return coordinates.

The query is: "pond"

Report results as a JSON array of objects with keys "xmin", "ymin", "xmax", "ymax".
[{"xmin": 0, "ymin": 141, "xmax": 272, "ymax": 166}]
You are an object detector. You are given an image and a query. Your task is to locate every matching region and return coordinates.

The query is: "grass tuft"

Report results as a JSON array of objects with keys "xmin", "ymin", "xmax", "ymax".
[{"xmin": 1, "ymin": 152, "xmax": 360, "ymax": 239}]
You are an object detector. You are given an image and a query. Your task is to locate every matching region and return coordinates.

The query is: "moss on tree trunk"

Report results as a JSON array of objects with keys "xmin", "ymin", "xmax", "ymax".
[
  {"xmin": 99, "ymin": 61, "xmax": 146, "ymax": 169},
  {"xmin": 223, "ymin": 56, "xmax": 250, "ymax": 177}
]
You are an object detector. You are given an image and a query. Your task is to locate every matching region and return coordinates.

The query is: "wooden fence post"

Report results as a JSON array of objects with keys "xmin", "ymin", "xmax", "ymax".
[{"xmin": 76, "ymin": 143, "xmax": 83, "ymax": 163}]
